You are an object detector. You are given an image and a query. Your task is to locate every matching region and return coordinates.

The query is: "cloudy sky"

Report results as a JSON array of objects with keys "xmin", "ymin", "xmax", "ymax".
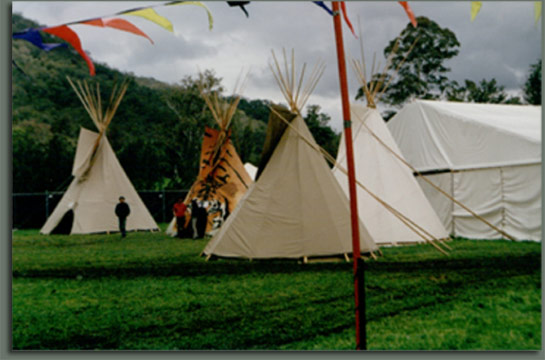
[{"xmin": 12, "ymin": 1, "xmax": 542, "ymax": 130}]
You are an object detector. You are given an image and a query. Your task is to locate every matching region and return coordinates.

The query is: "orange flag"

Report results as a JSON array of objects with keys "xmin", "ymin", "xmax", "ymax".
[
  {"xmin": 82, "ymin": 18, "xmax": 154, "ymax": 44},
  {"xmin": 398, "ymin": 1, "xmax": 417, "ymax": 27}
]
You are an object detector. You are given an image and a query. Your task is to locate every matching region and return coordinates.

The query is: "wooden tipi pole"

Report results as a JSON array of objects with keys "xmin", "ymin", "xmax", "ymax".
[{"xmin": 331, "ymin": 1, "xmax": 366, "ymax": 350}]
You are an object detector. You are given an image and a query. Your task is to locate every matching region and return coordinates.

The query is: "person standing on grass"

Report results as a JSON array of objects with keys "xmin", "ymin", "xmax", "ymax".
[
  {"xmin": 173, "ymin": 198, "xmax": 187, "ymax": 239},
  {"xmin": 115, "ymin": 196, "xmax": 130, "ymax": 238},
  {"xmin": 190, "ymin": 199, "xmax": 200, "ymax": 239}
]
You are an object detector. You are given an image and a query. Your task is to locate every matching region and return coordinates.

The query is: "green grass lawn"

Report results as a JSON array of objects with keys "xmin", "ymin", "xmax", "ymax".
[{"xmin": 12, "ymin": 228, "xmax": 541, "ymax": 350}]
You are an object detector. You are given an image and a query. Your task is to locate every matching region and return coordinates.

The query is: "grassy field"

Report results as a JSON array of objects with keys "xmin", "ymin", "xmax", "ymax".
[{"xmin": 12, "ymin": 228, "xmax": 541, "ymax": 350}]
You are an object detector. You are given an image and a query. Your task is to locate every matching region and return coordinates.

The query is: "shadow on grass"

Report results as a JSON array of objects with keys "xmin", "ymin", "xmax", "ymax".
[{"xmin": 13, "ymin": 251, "xmax": 540, "ymax": 280}]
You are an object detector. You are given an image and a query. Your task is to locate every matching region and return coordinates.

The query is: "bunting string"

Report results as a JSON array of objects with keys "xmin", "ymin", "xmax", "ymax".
[
  {"xmin": 314, "ymin": 2, "xmax": 417, "ymax": 33},
  {"xmin": 12, "ymin": 1, "xmax": 214, "ymax": 76}
]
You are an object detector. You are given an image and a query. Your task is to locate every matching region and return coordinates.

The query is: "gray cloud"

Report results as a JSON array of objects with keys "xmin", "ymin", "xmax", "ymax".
[{"xmin": 13, "ymin": 1, "xmax": 542, "ymax": 130}]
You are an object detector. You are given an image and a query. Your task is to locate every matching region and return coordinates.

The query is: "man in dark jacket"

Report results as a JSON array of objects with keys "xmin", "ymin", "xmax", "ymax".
[{"xmin": 115, "ymin": 196, "xmax": 131, "ymax": 238}]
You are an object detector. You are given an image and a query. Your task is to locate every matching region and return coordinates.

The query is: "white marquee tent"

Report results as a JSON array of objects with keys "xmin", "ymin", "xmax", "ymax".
[{"xmin": 387, "ymin": 100, "xmax": 541, "ymax": 241}]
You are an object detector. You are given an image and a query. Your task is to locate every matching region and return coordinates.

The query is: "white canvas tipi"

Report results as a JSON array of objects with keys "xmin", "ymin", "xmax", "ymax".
[
  {"xmin": 40, "ymin": 79, "xmax": 159, "ymax": 235},
  {"xmin": 203, "ymin": 106, "xmax": 378, "ymax": 259},
  {"xmin": 203, "ymin": 51, "xmax": 378, "ymax": 260},
  {"xmin": 333, "ymin": 104, "xmax": 449, "ymax": 245}
]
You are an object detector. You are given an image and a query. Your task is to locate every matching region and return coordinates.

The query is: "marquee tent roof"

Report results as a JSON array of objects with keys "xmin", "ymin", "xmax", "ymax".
[{"xmin": 387, "ymin": 100, "xmax": 542, "ymax": 172}]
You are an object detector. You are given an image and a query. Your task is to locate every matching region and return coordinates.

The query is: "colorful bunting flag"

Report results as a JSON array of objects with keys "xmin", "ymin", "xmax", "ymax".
[
  {"xmin": 398, "ymin": 1, "xmax": 417, "ymax": 27},
  {"xmin": 535, "ymin": 1, "xmax": 542, "ymax": 25},
  {"xmin": 470, "ymin": 1, "xmax": 482, "ymax": 22},
  {"xmin": 82, "ymin": 18, "xmax": 154, "ymax": 44},
  {"xmin": 227, "ymin": 2, "xmax": 250, "ymax": 18},
  {"xmin": 12, "ymin": 1, "xmax": 215, "ymax": 76},
  {"xmin": 340, "ymin": 2, "xmax": 357, "ymax": 38},
  {"xmin": 125, "ymin": 8, "xmax": 174, "ymax": 32},
  {"xmin": 42, "ymin": 25, "xmax": 95, "ymax": 76},
  {"xmin": 313, "ymin": 1, "xmax": 333, "ymax": 16},
  {"xmin": 168, "ymin": 1, "xmax": 214, "ymax": 30},
  {"xmin": 313, "ymin": 1, "xmax": 356, "ymax": 38},
  {"xmin": 12, "ymin": 28, "xmax": 67, "ymax": 51}
]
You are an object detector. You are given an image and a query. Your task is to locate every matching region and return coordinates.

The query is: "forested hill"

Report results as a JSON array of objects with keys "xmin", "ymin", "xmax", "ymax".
[{"xmin": 12, "ymin": 13, "xmax": 340, "ymax": 193}]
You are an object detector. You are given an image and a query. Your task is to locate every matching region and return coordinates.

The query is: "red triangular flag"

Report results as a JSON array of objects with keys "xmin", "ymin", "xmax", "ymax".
[
  {"xmin": 82, "ymin": 18, "xmax": 154, "ymax": 44},
  {"xmin": 340, "ymin": 2, "xmax": 357, "ymax": 38},
  {"xmin": 42, "ymin": 25, "xmax": 95, "ymax": 76},
  {"xmin": 398, "ymin": 1, "xmax": 417, "ymax": 27}
]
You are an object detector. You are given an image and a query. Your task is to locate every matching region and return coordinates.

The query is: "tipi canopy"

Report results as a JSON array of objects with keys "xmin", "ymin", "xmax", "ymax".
[
  {"xmin": 387, "ymin": 100, "xmax": 541, "ymax": 241},
  {"xmin": 41, "ymin": 78, "xmax": 159, "ymax": 235},
  {"xmin": 333, "ymin": 104, "xmax": 449, "ymax": 245},
  {"xmin": 330, "ymin": 44, "xmax": 449, "ymax": 247},
  {"xmin": 203, "ymin": 105, "xmax": 377, "ymax": 259},
  {"xmin": 203, "ymin": 51, "xmax": 378, "ymax": 260},
  {"xmin": 166, "ymin": 77, "xmax": 252, "ymax": 237}
]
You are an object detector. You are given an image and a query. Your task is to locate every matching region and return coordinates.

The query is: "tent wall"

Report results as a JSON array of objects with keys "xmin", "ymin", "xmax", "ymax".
[{"xmin": 416, "ymin": 164, "xmax": 541, "ymax": 241}]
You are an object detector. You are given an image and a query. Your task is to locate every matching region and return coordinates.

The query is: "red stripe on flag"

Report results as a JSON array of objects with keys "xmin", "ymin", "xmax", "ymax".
[
  {"xmin": 81, "ymin": 18, "xmax": 154, "ymax": 44},
  {"xmin": 103, "ymin": 18, "xmax": 154, "ymax": 44},
  {"xmin": 42, "ymin": 25, "xmax": 95, "ymax": 76}
]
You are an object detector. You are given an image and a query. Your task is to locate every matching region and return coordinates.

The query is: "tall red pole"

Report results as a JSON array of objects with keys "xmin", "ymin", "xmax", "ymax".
[{"xmin": 331, "ymin": 1, "xmax": 366, "ymax": 350}]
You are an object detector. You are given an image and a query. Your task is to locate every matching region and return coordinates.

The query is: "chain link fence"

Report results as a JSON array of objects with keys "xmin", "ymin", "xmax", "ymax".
[{"xmin": 12, "ymin": 190, "xmax": 188, "ymax": 229}]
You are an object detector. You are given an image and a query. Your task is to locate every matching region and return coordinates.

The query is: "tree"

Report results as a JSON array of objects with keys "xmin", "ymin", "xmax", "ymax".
[
  {"xmin": 379, "ymin": 16, "xmax": 460, "ymax": 106},
  {"xmin": 304, "ymin": 105, "xmax": 340, "ymax": 160},
  {"xmin": 523, "ymin": 59, "xmax": 541, "ymax": 105},
  {"xmin": 161, "ymin": 70, "xmax": 220, "ymax": 189},
  {"xmin": 446, "ymin": 78, "xmax": 522, "ymax": 104}
]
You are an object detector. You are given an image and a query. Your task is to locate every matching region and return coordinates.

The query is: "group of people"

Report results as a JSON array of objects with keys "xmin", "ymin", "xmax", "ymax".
[
  {"xmin": 114, "ymin": 196, "xmax": 208, "ymax": 239},
  {"xmin": 173, "ymin": 198, "xmax": 208, "ymax": 239}
]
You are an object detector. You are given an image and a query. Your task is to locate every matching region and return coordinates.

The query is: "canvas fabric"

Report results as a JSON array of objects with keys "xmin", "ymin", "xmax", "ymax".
[
  {"xmin": 333, "ymin": 104, "xmax": 449, "ymax": 245},
  {"xmin": 388, "ymin": 100, "xmax": 541, "ymax": 241},
  {"xmin": 387, "ymin": 100, "xmax": 541, "ymax": 171},
  {"xmin": 416, "ymin": 164, "xmax": 541, "ymax": 241},
  {"xmin": 244, "ymin": 163, "xmax": 258, "ymax": 180},
  {"xmin": 203, "ymin": 110, "xmax": 377, "ymax": 259},
  {"xmin": 166, "ymin": 127, "xmax": 252, "ymax": 237},
  {"xmin": 41, "ymin": 128, "xmax": 159, "ymax": 234}
]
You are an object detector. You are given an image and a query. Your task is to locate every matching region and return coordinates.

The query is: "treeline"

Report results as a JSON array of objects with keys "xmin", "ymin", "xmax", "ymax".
[
  {"xmin": 12, "ymin": 13, "xmax": 339, "ymax": 193},
  {"xmin": 13, "ymin": 13, "xmax": 540, "ymax": 193}
]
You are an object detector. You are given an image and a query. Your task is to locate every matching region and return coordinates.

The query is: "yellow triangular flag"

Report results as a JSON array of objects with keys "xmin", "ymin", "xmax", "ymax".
[
  {"xmin": 169, "ymin": 1, "xmax": 214, "ymax": 30},
  {"xmin": 535, "ymin": 1, "xmax": 542, "ymax": 25},
  {"xmin": 125, "ymin": 8, "xmax": 173, "ymax": 32},
  {"xmin": 471, "ymin": 1, "xmax": 482, "ymax": 22}
]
